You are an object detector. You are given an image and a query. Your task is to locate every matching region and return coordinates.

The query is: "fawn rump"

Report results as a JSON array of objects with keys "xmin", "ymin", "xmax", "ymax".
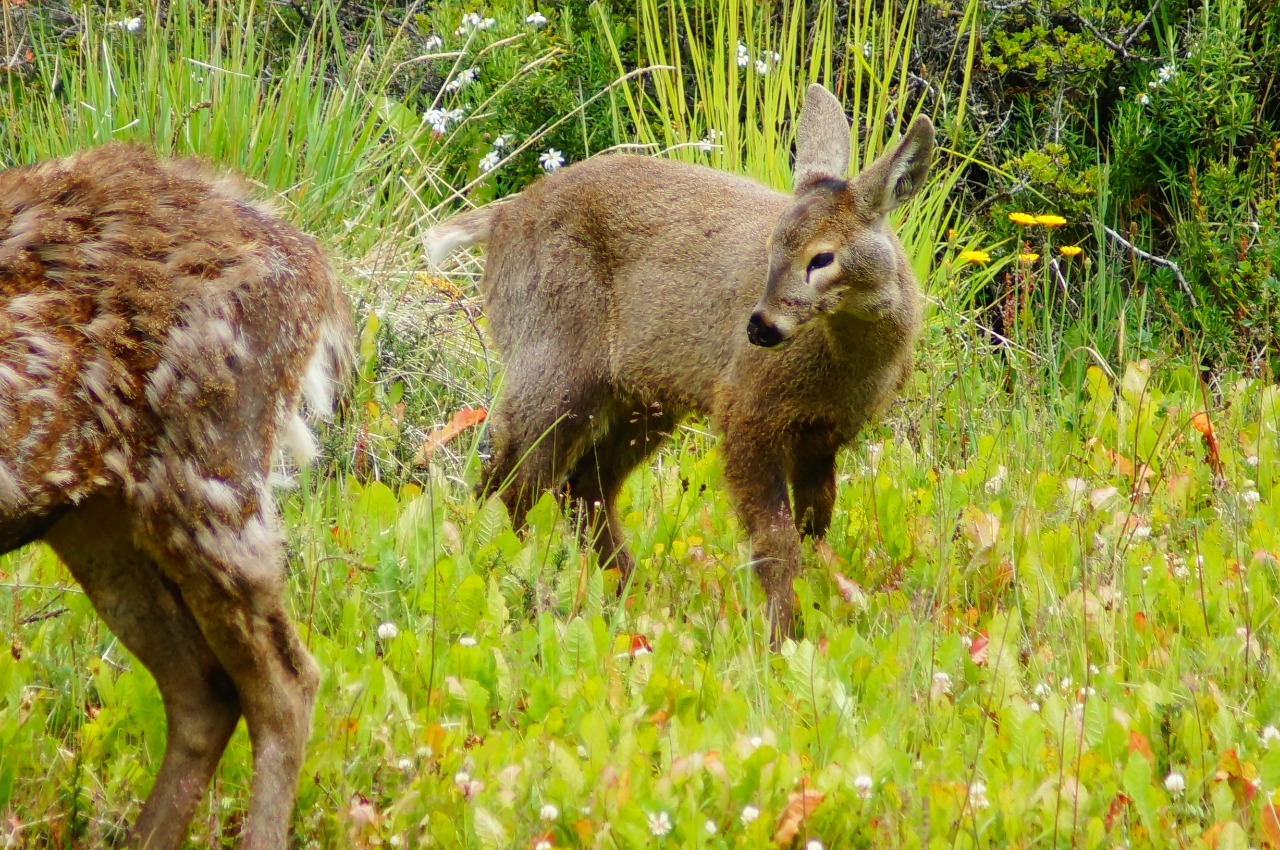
[
  {"xmin": 0, "ymin": 143, "xmax": 353, "ymax": 848},
  {"xmin": 426, "ymin": 84, "xmax": 934, "ymax": 640}
]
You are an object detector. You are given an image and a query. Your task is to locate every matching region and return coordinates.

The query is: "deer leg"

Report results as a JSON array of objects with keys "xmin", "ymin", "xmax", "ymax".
[
  {"xmin": 720, "ymin": 425, "xmax": 801, "ymax": 642},
  {"xmin": 43, "ymin": 496, "xmax": 241, "ymax": 850},
  {"xmin": 480, "ymin": 363, "xmax": 598, "ymax": 528},
  {"xmin": 791, "ymin": 450, "xmax": 837, "ymax": 539},
  {"xmin": 566, "ymin": 405, "xmax": 676, "ymax": 582},
  {"xmin": 135, "ymin": 491, "xmax": 317, "ymax": 850}
]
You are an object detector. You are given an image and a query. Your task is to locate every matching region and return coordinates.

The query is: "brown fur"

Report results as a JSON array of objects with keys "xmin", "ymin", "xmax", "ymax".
[
  {"xmin": 0, "ymin": 143, "xmax": 354, "ymax": 848},
  {"xmin": 426, "ymin": 85, "xmax": 933, "ymax": 639}
]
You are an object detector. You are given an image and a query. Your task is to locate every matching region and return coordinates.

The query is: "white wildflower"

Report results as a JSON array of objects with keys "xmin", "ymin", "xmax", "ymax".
[
  {"xmin": 539, "ymin": 148, "xmax": 565, "ymax": 172},
  {"xmin": 648, "ymin": 810, "xmax": 672, "ymax": 836},
  {"xmin": 737, "ymin": 42, "xmax": 750, "ymax": 68},
  {"xmin": 1030, "ymin": 701, "xmax": 1040, "ymax": 712},
  {"xmin": 1158, "ymin": 64, "xmax": 1175, "ymax": 83},
  {"xmin": 932, "ymin": 671, "xmax": 952, "ymax": 695},
  {"xmin": 754, "ymin": 59, "xmax": 769, "ymax": 75},
  {"xmin": 863, "ymin": 41, "xmax": 873, "ymax": 58},
  {"xmin": 424, "ymin": 34, "xmax": 443, "ymax": 51},
  {"xmin": 116, "ymin": 17, "xmax": 144, "ymax": 33},
  {"xmin": 969, "ymin": 781, "xmax": 990, "ymax": 809},
  {"xmin": 1164, "ymin": 771, "xmax": 1186, "ymax": 794},
  {"xmin": 455, "ymin": 771, "xmax": 470, "ymax": 786},
  {"xmin": 479, "ymin": 150, "xmax": 501, "ymax": 172},
  {"xmin": 1139, "ymin": 94, "xmax": 1150, "ymax": 106},
  {"xmin": 1242, "ymin": 489, "xmax": 1261, "ymax": 507},
  {"xmin": 577, "ymin": 744, "xmax": 589, "ymax": 759},
  {"xmin": 389, "ymin": 836, "xmax": 403, "ymax": 848},
  {"xmin": 423, "ymin": 108, "xmax": 451, "ymax": 134},
  {"xmin": 1246, "ymin": 455, "xmax": 1260, "ymax": 467},
  {"xmin": 540, "ymin": 803, "xmax": 559, "ymax": 821},
  {"xmin": 1089, "ymin": 664, "xmax": 1100, "ymax": 675},
  {"xmin": 1263, "ymin": 726, "xmax": 1280, "ymax": 745},
  {"xmin": 705, "ymin": 820, "xmax": 717, "ymax": 835},
  {"xmin": 749, "ymin": 734, "xmax": 764, "ymax": 749},
  {"xmin": 854, "ymin": 774, "xmax": 873, "ymax": 799},
  {"xmin": 534, "ymin": 841, "xmax": 551, "ymax": 850},
  {"xmin": 396, "ymin": 757, "xmax": 413, "ymax": 771},
  {"xmin": 458, "ymin": 635, "xmax": 477, "ymax": 647},
  {"xmin": 696, "ymin": 128, "xmax": 720, "ymax": 154},
  {"xmin": 1148, "ymin": 80, "xmax": 1159, "ymax": 90},
  {"xmin": 1033, "ymin": 683, "xmax": 1049, "ymax": 698},
  {"xmin": 443, "ymin": 67, "xmax": 479, "ymax": 93},
  {"xmin": 492, "ymin": 134, "xmax": 507, "ymax": 148},
  {"xmin": 377, "ymin": 621, "xmax": 399, "ymax": 640},
  {"xmin": 526, "ymin": 11, "xmax": 548, "ymax": 26},
  {"xmin": 741, "ymin": 804, "xmax": 760, "ymax": 825},
  {"xmin": 457, "ymin": 12, "xmax": 496, "ymax": 34},
  {"xmin": 807, "ymin": 841, "xmax": 825, "ymax": 850}
]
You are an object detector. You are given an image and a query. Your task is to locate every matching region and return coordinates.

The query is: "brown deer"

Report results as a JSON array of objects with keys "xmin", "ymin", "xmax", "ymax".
[
  {"xmin": 425, "ymin": 84, "xmax": 933, "ymax": 639},
  {"xmin": 0, "ymin": 143, "xmax": 353, "ymax": 849}
]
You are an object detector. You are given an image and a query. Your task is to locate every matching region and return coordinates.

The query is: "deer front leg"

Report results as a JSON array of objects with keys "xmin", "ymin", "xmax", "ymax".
[
  {"xmin": 720, "ymin": 426, "xmax": 801, "ymax": 642},
  {"xmin": 791, "ymin": 450, "xmax": 837, "ymax": 539}
]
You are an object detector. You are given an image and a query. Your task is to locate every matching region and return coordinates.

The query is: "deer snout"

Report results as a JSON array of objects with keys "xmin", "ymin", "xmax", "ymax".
[{"xmin": 747, "ymin": 311, "xmax": 785, "ymax": 348}]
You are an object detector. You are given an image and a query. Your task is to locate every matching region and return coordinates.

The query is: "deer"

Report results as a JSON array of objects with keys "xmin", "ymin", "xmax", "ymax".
[
  {"xmin": 425, "ymin": 84, "xmax": 934, "ymax": 640},
  {"xmin": 0, "ymin": 143, "xmax": 353, "ymax": 849}
]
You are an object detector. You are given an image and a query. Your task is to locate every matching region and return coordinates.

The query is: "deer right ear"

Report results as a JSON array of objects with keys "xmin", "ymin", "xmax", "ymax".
[{"xmin": 792, "ymin": 84, "xmax": 852, "ymax": 192}]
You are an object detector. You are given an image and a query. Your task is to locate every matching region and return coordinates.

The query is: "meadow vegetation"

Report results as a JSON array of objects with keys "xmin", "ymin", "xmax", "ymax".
[{"xmin": 2, "ymin": 1, "xmax": 1279, "ymax": 848}]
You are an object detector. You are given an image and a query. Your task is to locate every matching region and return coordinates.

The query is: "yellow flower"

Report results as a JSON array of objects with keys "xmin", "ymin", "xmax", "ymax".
[
  {"xmin": 959, "ymin": 249, "xmax": 991, "ymax": 265},
  {"xmin": 1019, "ymin": 252, "xmax": 1040, "ymax": 263},
  {"xmin": 1009, "ymin": 212, "xmax": 1038, "ymax": 226},
  {"xmin": 1059, "ymin": 245, "xmax": 1083, "ymax": 258},
  {"xmin": 1035, "ymin": 214, "xmax": 1067, "ymax": 227}
]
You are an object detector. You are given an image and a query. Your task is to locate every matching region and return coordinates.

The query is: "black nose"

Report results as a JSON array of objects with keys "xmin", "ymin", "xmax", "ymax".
[{"xmin": 747, "ymin": 312, "xmax": 783, "ymax": 348}]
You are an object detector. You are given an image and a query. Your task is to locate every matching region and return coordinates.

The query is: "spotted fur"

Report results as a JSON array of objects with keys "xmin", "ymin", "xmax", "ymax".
[{"xmin": 0, "ymin": 143, "xmax": 353, "ymax": 849}]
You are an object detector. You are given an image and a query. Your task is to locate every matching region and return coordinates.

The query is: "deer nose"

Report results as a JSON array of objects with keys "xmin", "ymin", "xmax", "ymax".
[{"xmin": 747, "ymin": 311, "xmax": 783, "ymax": 348}]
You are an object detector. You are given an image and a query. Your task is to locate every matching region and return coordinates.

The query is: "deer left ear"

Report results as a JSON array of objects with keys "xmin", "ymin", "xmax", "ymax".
[{"xmin": 850, "ymin": 115, "xmax": 935, "ymax": 215}]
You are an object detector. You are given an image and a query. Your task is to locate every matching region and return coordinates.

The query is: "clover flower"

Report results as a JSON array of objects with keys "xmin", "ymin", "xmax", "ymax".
[
  {"xmin": 648, "ymin": 810, "xmax": 672, "ymax": 836},
  {"xmin": 969, "ymin": 781, "xmax": 990, "ymax": 809},
  {"xmin": 540, "ymin": 803, "xmax": 559, "ymax": 821},
  {"xmin": 1164, "ymin": 771, "xmax": 1186, "ymax": 794},
  {"xmin": 854, "ymin": 774, "xmax": 873, "ymax": 799},
  {"xmin": 377, "ymin": 621, "xmax": 399, "ymax": 640}
]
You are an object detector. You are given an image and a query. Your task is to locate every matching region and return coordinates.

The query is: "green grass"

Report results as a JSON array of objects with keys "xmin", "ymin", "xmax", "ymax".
[{"xmin": 4, "ymin": 2, "xmax": 1280, "ymax": 849}]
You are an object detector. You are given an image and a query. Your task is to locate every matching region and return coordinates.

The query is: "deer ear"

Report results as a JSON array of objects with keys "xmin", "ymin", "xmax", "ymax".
[
  {"xmin": 792, "ymin": 84, "xmax": 852, "ymax": 191},
  {"xmin": 850, "ymin": 115, "xmax": 935, "ymax": 215}
]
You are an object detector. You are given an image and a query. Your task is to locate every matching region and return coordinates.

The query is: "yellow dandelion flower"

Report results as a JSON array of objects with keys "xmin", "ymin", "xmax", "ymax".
[
  {"xmin": 1035, "ymin": 214, "xmax": 1067, "ymax": 227},
  {"xmin": 1059, "ymin": 245, "xmax": 1083, "ymax": 258},
  {"xmin": 959, "ymin": 249, "xmax": 992, "ymax": 265},
  {"xmin": 1019, "ymin": 252, "xmax": 1040, "ymax": 263},
  {"xmin": 1009, "ymin": 212, "xmax": 1038, "ymax": 226}
]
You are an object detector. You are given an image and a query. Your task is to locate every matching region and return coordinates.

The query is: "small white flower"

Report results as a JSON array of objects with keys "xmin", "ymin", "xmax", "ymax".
[
  {"xmin": 1262, "ymin": 725, "xmax": 1280, "ymax": 744},
  {"xmin": 741, "ymin": 804, "xmax": 760, "ymax": 825},
  {"xmin": 648, "ymin": 810, "xmax": 672, "ymax": 836},
  {"xmin": 1242, "ymin": 489, "xmax": 1261, "ymax": 506},
  {"xmin": 540, "ymin": 803, "xmax": 559, "ymax": 821},
  {"xmin": 696, "ymin": 129, "xmax": 720, "ymax": 154},
  {"xmin": 737, "ymin": 42, "xmax": 750, "ymax": 68},
  {"xmin": 749, "ymin": 735, "xmax": 764, "ymax": 749},
  {"xmin": 1158, "ymin": 64, "xmax": 1175, "ymax": 83},
  {"xmin": 492, "ymin": 135, "xmax": 508, "ymax": 148},
  {"xmin": 1089, "ymin": 664, "xmax": 1100, "ymax": 676},
  {"xmin": 1033, "ymin": 683, "xmax": 1050, "ymax": 698},
  {"xmin": 705, "ymin": 819, "xmax": 717, "ymax": 835},
  {"xmin": 1148, "ymin": 80, "xmax": 1159, "ymax": 89},
  {"xmin": 396, "ymin": 757, "xmax": 413, "ymax": 771},
  {"xmin": 377, "ymin": 621, "xmax": 399, "ymax": 640},
  {"xmin": 389, "ymin": 836, "xmax": 403, "ymax": 848},
  {"xmin": 526, "ymin": 11, "xmax": 548, "ymax": 26},
  {"xmin": 539, "ymin": 148, "xmax": 565, "ymax": 172},
  {"xmin": 480, "ymin": 16, "xmax": 495, "ymax": 29},
  {"xmin": 577, "ymin": 744, "xmax": 589, "ymax": 759},
  {"xmin": 479, "ymin": 150, "xmax": 501, "ymax": 172},
  {"xmin": 807, "ymin": 841, "xmax": 825, "ymax": 850},
  {"xmin": 854, "ymin": 774, "xmax": 873, "ymax": 799},
  {"xmin": 863, "ymin": 41, "xmax": 873, "ymax": 58},
  {"xmin": 1030, "ymin": 701, "xmax": 1040, "ymax": 712},
  {"xmin": 1164, "ymin": 771, "xmax": 1186, "ymax": 794},
  {"xmin": 454, "ymin": 770, "xmax": 470, "ymax": 787},
  {"xmin": 124, "ymin": 17, "xmax": 144, "ymax": 32},
  {"xmin": 458, "ymin": 635, "xmax": 477, "ymax": 647},
  {"xmin": 754, "ymin": 59, "xmax": 769, "ymax": 74},
  {"xmin": 1060, "ymin": 676, "xmax": 1073, "ymax": 691},
  {"xmin": 969, "ymin": 781, "xmax": 990, "ymax": 809},
  {"xmin": 932, "ymin": 671, "xmax": 952, "ymax": 695},
  {"xmin": 424, "ymin": 108, "xmax": 451, "ymax": 135},
  {"xmin": 424, "ymin": 34, "xmax": 443, "ymax": 50},
  {"xmin": 443, "ymin": 67, "xmax": 479, "ymax": 92},
  {"xmin": 1139, "ymin": 93, "xmax": 1150, "ymax": 106},
  {"xmin": 1246, "ymin": 455, "xmax": 1260, "ymax": 467},
  {"xmin": 534, "ymin": 841, "xmax": 552, "ymax": 850},
  {"xmin": 766, "ymin": 50, "xmax": 781, "ymax": 66},
  {"xmin": 417, "ymin": 746, "xmax": 434, "ymax": 759}
]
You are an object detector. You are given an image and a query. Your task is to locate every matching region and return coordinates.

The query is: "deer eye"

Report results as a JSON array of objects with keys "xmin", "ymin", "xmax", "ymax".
[{"xmin": 807, "ymin": 252, "xmax": 835, "ymax": 272}]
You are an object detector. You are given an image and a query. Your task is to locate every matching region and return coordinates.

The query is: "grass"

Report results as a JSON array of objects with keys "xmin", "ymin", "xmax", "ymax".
[{"xmin": 4, "ymin": 2, "xmax": 1280, "ymax": 849}]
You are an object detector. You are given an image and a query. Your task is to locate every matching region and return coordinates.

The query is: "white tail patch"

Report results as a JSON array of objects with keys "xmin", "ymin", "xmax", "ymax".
[{"xmin": 423, "ymin": 207, "xmax": 496, "ymax": 267}]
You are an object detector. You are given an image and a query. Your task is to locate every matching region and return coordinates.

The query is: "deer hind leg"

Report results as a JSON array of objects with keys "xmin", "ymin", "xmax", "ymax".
[
  {"xmin": 791, "ymin": 450, "xmax": 837, "ymax": 539},
  {"xmin": 719, "ymin": 420, "xmax": 801, "ymax": 643},
  {"xmin": 565, "ymin": 403, "xmax": 676, "ymax": 583},
  {"xmin": 479, "ymin": 361, "xmax": 599, "ymax": 528},
  {"xmin": 134, "ymin": 484, "xmax": 317, "ymax": 850},
  {"xmin": 43, "ymin": 496, "xmax": 242, "ymax": 850}
]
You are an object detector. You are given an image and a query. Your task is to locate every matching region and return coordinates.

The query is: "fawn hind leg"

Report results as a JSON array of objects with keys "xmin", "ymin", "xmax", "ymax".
[
  {"xmin": 791, "ymin": 450, "xmax": 837, "ymax": 539},
  {"xmin": 134, "ymin": 485, "xmax": 318, "ymax": 850},
  {"xmin": 565, "ymin": 403, "xmax": 676, "ymax": 583},
  {"xmin": 44, "ymin": 496, "xmax": 242, "ymax": 850},
  {"xmin": 480, "ymin": 360, "xmax": 600, "ymax": 527}
]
